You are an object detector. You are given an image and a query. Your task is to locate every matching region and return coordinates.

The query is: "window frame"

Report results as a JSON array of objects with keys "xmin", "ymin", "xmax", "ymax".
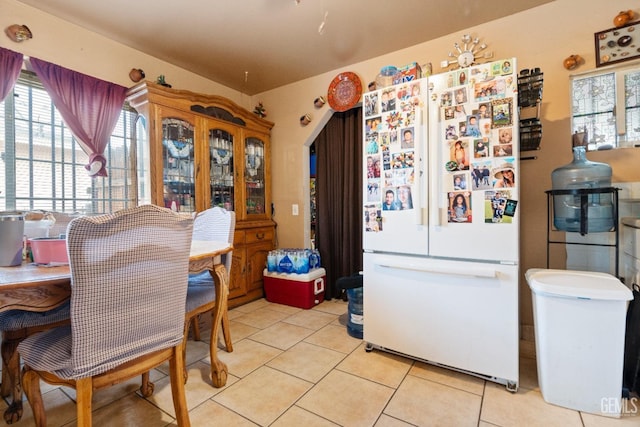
[
  {"xmin": 0, "ymin": 70, "xmax": 139, "ymax": 214},
  {"xmin": 570, "ymin": 61, "xmax": 640, "ymax": 150}
]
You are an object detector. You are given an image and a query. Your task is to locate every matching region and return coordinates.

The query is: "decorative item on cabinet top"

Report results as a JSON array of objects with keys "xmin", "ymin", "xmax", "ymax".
[
  {"xmin": 253, "ymin": 102, "xmax": 267, "ymax": 118},
  {"xmin": 156, "ymin": 74, "xmax": 172, "ymax": 88},
  {"xmin": 126, "ymin": 81, "xmax": 274, "ymax": 134}
]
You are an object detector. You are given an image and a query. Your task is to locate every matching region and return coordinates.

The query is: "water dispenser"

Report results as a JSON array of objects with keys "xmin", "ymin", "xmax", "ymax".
[{"xmin": 551, "ymin": 146, "xmax": 614, "ymax": 233}]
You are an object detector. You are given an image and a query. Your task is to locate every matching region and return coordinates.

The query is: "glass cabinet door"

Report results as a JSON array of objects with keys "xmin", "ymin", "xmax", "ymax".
[
  {"xmin": 244, "ymin": 136, "xmax": 266, "ymax": 215},
  {"xmin": 162, "ymin": 117, "xmax": 195, "ymax": 212},
  {"xmin": 209, "ymin": 128, "xmax": 234, "ymax": 210}
]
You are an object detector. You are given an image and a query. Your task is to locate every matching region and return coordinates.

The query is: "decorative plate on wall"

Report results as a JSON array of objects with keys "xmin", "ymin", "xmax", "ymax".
[{"xmin": 327, "ymin": 72, "xmax": 362, "ymax": 112}]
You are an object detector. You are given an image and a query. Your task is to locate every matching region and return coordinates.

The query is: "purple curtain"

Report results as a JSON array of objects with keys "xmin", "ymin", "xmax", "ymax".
[
  {"xmin": 27, "ymin": 57, "xmax": 127, "ymax": 177},
  {"xmin": 0, "ymin": 47, "xmax": 23, "ymax": 101}
]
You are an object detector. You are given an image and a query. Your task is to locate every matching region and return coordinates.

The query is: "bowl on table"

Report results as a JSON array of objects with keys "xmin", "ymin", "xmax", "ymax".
[{"xmin": 29, "ymin": 237, "xmax": 68, "ymax": 264}]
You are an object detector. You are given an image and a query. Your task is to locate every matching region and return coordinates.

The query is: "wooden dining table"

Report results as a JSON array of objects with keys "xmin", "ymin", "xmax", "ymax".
[{"xmin": 0, "ymin": 239, "xmax": 232, "ymax": 422}]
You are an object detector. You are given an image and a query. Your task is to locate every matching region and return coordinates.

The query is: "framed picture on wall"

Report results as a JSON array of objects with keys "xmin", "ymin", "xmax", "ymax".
[{"xmin": 594, "ymin": 21, "xmax": 640, "ymax": 67}]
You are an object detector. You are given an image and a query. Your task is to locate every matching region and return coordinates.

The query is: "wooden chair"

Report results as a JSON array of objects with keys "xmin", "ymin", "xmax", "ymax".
[
  {"xmin": 0, "ymin": 303, "xmax": 70, "ymax": 424},
  {"xmin": 0, "ymin": 211, "xmax": 79, "ymax": 423},
  {"xmin": 187, "ymin": 207, "xmax": 235, "ymax": 352},
  {"xmin": 17, "ymin": 205, "xmax": 193, "ymax": 427}
]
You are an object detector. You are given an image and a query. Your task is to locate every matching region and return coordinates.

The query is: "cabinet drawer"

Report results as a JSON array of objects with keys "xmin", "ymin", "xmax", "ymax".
[
  {"xmin": 246, "ymin": 227, "xmax": 274, "ymax": 244},
  {"xmin": 233, "ymin": 230, "xmax": 246, "ymax": 245}
]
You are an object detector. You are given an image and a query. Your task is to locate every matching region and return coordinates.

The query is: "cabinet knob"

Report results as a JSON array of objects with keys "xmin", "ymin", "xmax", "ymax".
[{"xmin": 256, "ymin": 232, "xmax": 265, "ymax": 240}]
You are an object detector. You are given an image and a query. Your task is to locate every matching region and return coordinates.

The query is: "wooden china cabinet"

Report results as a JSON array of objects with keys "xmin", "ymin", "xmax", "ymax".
[{"xmin": 126, "ymin": 81, "xmax": 275, "ymax": 308}]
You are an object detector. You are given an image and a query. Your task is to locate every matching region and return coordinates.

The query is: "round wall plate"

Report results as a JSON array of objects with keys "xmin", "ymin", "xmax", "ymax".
[{"xmin": 327, "ymin": 72, "xmax": 362, "ymax": 112}]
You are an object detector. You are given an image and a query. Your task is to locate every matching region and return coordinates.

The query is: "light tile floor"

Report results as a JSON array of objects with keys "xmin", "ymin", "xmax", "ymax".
[{"xmin": 3, "ymin": 298, "xmax": 640, "ymax": 426}]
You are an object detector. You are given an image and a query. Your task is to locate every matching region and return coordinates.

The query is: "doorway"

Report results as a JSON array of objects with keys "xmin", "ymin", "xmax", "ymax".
[{"xmin": 309, "ymin": 108, "xmax": 363, "ymax": 299}]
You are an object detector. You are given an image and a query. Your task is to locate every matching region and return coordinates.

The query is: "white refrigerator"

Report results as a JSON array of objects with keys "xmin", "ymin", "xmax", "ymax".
[{"xmin": 362, "ymin": 58, "xmax": 520, "ymax": 391}]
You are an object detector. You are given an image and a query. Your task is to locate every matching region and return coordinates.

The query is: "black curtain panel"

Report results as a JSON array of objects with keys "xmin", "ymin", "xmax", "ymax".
[{"xmin": 315, "ymin": 108, "xmax": 363, "ymax": 300}]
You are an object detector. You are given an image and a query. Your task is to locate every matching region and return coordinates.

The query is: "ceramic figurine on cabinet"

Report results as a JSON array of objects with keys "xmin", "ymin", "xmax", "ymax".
[{"xmin": 253, "ymin": 102, "xmax": 267, "ymax": 118}]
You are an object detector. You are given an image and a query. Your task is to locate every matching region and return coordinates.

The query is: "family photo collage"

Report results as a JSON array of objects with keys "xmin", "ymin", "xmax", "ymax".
[
  {"xmin": 364, "ymin": 80, "xmax": 422, "ymax": 232},
  {"xmin": 363, "ymin": 60, "xmax": 518, "ymax": 232},
  {"xmin": 439, "ymin": 59, "xmax": 518, "ymax": 225}
]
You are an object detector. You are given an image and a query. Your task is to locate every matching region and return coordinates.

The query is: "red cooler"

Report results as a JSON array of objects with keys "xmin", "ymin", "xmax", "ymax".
[{"xmin": 263, "ymin": 268, "xmax": 326, "ymax": 309}]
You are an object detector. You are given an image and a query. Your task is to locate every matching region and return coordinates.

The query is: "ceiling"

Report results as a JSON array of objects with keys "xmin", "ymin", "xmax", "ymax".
[{"xmin": 17, "ymin": 0, "xmax": 553, "ymax": 95}]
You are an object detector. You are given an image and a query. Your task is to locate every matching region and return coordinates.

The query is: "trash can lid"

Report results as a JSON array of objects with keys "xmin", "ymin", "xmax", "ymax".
[
  {"xmin": 622, "ymin": 217, "xmax": 640, "ymax": 228},
  {"xmin": 525, "ymin": 269, "xmax": 633, "ymax": 301}
]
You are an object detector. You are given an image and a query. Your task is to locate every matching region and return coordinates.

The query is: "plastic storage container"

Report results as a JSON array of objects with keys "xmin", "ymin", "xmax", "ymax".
[
  {"xmin": 0, "ymin": 212, "xmax": 24, "ymax": 267},
  {"xmin": 526, "ymin": 268, "xmax": 632, "ymax": 416},
  {"xmin": 551, "ymin": 146, "xmax": 613, "ymax": 232},
  {"xmin": 375, "ymin": 66, "xmax": 399, "ymax": 90},
  {"xmin": 29, "ymin": 237, "xmax": 69, "ymax": 264}
]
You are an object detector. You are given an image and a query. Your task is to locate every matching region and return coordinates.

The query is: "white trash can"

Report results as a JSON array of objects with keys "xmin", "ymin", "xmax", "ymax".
[{"xmin": 526, "ymin": 269, "xmax": 633, "ymax": 417}]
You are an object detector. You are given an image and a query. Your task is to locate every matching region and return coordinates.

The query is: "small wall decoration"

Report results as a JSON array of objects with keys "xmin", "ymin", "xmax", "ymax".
[
  {"xmin": 5, "ymin": 24, "xmax": 32, "ymax": 42},
  {"xmin": 300, "ymin": 114, "xmax": 312, "ymax": 126},
  {"xmin": 563, "ymin": 55, "xmax": 583, "ymax": 70},
  {"xmin": 595, "ymin": 20, "xmax": 640, "ymax": 67},
  {"xmin": 129, "ymin": 68, "xmax": 145, "ymax": 82}
]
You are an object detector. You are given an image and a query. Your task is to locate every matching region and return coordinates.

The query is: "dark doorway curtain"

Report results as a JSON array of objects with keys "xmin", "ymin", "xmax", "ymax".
[{"xmin": 315, "ymin": 108, "xmax": 363, "ymax": 300}]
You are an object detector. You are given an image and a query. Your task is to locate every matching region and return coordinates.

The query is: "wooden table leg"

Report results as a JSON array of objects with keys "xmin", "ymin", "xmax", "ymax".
[
  {"xmin": 2, "ymin": 336, "xmax": 23, "ymax": 424},
  {"xmin": 209, "ymin": 263, "xmax": 229, "ymax": 388}
]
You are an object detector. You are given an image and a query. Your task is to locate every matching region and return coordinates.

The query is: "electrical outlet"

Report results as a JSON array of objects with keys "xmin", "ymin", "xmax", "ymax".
[{"xmin": 292, "ymin": 204, "xmax": 299, "ymax": 216}]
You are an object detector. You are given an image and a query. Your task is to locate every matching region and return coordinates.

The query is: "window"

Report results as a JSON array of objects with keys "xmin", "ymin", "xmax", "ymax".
[
  {"xmin": 571, "ymin": 64, "xmax": 640, "ymax": 150},
  {"xmin": 0, "ymin": 71, "xmax": 138, "ymax": 214}
]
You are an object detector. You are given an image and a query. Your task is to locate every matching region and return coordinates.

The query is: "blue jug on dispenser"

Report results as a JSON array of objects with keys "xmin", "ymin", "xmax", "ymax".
[{"xmin": 551, "ymin": 146, "xmax": 613, "ymax": 233}]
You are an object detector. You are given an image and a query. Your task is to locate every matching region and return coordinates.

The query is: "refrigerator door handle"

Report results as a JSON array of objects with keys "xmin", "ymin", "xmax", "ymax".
[{"xmin": 377, "ymin": 262, "xmax": 498, "ymax": 278}]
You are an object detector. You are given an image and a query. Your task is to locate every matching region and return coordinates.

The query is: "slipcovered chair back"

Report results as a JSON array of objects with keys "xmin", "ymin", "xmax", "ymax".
[
  {"xmin": 193, "ymin": 207, "xmax": 235, "ymax": 278},
  {"xmin": 53, "ymin": 205, "xmax": 192, "ymax": 378}
]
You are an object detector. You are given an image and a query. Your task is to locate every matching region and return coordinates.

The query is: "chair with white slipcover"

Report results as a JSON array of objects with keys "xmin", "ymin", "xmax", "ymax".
[
  {"xmin": 17, "ymin": 205, "xmax": 193, "ymax": 427},
  {"xmin": 186, "ymin": 207, "xmax": 235, "ymax": 352}
]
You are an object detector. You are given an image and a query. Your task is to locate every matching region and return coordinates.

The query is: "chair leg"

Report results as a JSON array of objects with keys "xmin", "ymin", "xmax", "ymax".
[
  {"xmin": 22, "ymin": 366, "xmax": 45, "ymax": 427},
  {"xmin": 191, "ymin": 316, "xmax": 201, "ymax": 341},
  {"xmin": 139, "ymin": 372, "xmax": 155, "ymax": 397},
  {"xmin": 75, "ymin": 377, "xmax": 93, "ymax": 427},
  {"xmin": 221, "ymin": 310, "xmax": 233, "ymax": 353},
  {"xmin": 0, "ymin": 336, "xmax": 10, "ymax": 398},
  {"xmin": 169, "ymin": 345, "xmax": 191, "ymax": 427},
  {"xmin": 2, "ymin": 336, "xmax": 24, "ymax": 424}
]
